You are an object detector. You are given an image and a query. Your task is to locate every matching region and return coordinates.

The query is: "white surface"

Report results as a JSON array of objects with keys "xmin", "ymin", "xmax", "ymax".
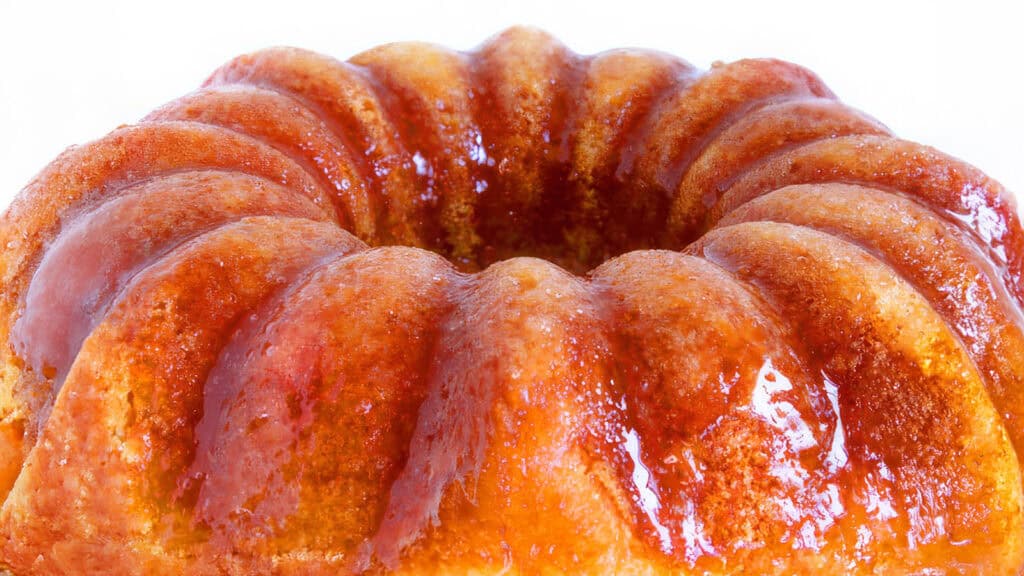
[{"xmin": 1, "ymin": 0, "xmax": 1021, "ymax": 215}]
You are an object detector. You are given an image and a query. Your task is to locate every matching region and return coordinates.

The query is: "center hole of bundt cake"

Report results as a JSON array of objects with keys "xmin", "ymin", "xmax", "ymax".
[{"xmin": 398, "ymin": 173, "xmax": 677, "ymax": 275}]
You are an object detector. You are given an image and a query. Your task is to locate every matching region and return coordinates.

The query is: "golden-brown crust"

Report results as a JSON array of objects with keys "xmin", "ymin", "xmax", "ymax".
[{"xmin": 1, "ymin": 26, "xmax": 1022, "ymax": 575}]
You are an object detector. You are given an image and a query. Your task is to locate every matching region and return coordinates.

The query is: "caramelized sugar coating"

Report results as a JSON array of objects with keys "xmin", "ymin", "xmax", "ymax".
[{"xmin": 1, "ymin": 27, "xmax": 1023, "ymax": 575}]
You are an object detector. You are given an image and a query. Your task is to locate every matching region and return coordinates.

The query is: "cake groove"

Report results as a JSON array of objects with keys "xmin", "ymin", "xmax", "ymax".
[
  {"xmin": 710, "ymin": 134, "xmax": 1024, "ymax": 303},
  {"xmin": 145, "ymin": 86, "xmax": 378, "ymax": 238},
  {"xmin": 206, "ymin": 48, "xmax": 422, "ymax": 247},
  {"xmin": 718, "ymin": 184, "xmax": 1024, "ymax": 456},
  {"xmin": 565, "ymin": 48, "xmax": 692, "ymax": 267},
  {"xmin": 670, "ymin": 98, "xmax": 891, "ymax": 223},
  {"xmin": 12, "ymin": 169, "xmax": 330, "ymax": 388}
]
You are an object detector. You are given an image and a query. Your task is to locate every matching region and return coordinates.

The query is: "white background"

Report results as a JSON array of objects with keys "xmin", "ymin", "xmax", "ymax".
[{"xmin": 1, "ymin": 0, "xmax": 1021, "ymax": 216}]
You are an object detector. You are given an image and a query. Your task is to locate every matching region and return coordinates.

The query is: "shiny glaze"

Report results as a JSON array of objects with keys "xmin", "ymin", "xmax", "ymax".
[{"xmin": 1, "ymin": 26, "xmax": 1023, "ymax": 575}]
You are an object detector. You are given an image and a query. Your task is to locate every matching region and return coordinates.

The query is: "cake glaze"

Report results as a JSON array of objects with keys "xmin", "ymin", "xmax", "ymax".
[{"xmin": 1, "ymin": 27, "xmax": 1023, "ymax": 575}]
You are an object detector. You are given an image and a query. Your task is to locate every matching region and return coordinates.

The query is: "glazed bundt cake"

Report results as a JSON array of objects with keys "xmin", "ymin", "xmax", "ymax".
[{"xmin": 1, "ymin": 27, "xmax": 1023, "ymax": 575}]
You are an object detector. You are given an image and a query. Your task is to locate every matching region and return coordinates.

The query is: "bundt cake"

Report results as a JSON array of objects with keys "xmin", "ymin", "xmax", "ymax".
[{"xmin": 1, "ymin": 27, "xmax": 1023, "ymax": 575}]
